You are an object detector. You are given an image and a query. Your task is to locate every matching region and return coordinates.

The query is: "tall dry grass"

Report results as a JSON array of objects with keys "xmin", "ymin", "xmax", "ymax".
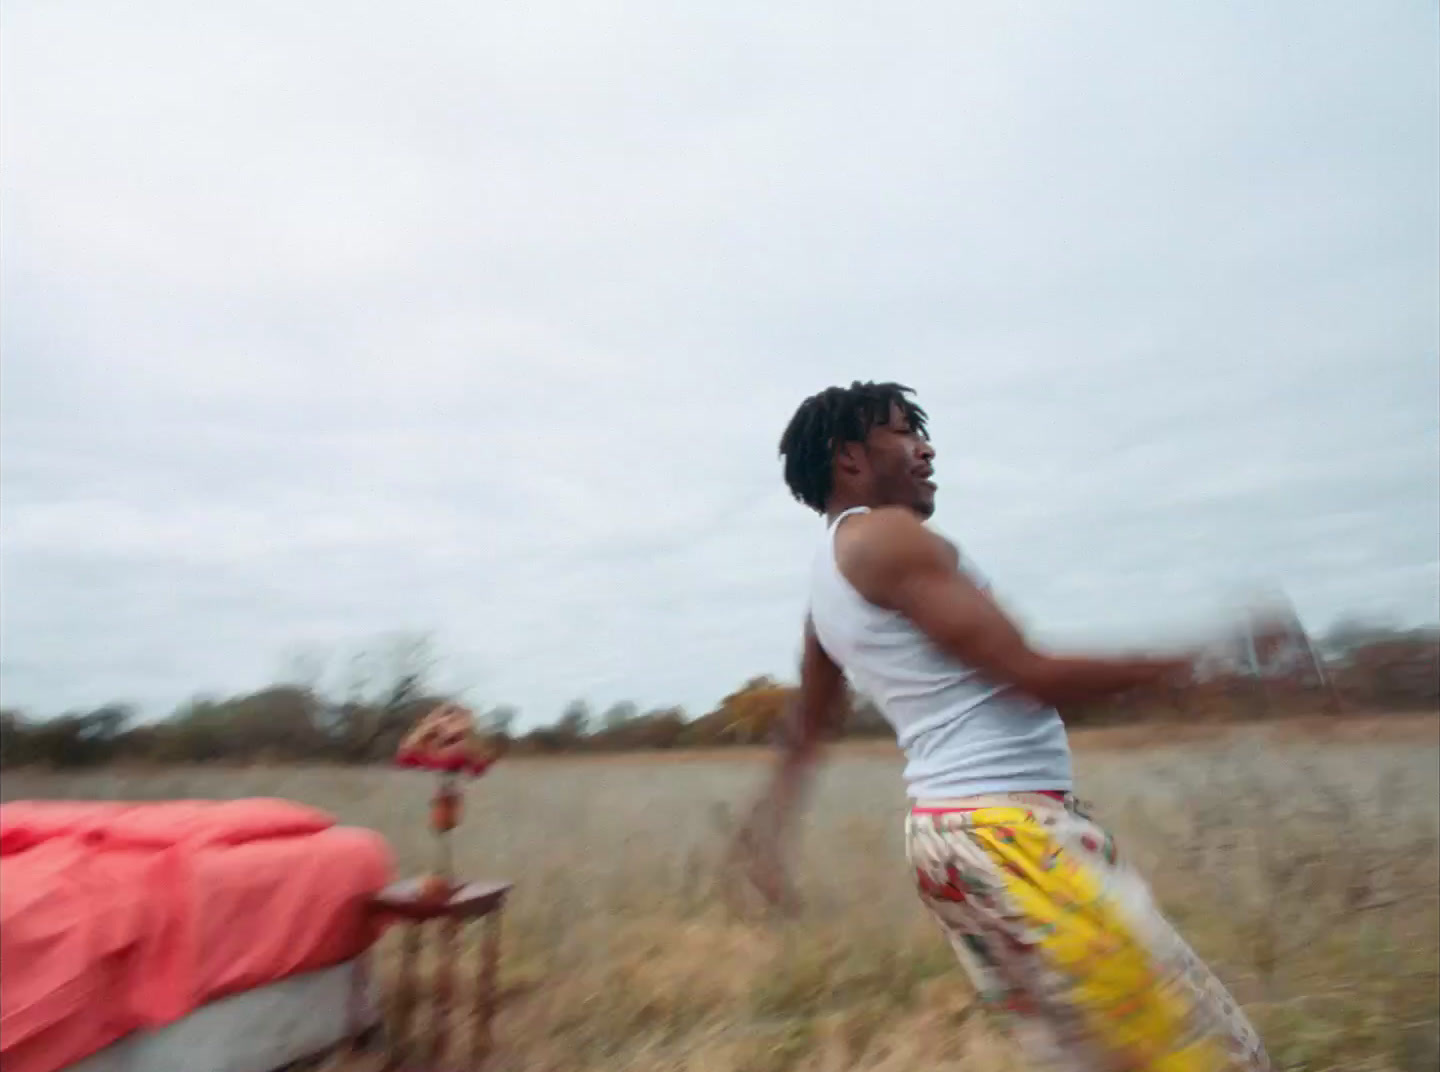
[{"xmin": 5, "ymin": 719, "xmax": 1437, "ymax": 1071}]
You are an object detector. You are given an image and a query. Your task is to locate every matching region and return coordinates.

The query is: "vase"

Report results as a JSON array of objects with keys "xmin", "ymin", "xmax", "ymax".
[{"xmin": 422, "ymin": 775, "xmax": 463, "ymax": 902}]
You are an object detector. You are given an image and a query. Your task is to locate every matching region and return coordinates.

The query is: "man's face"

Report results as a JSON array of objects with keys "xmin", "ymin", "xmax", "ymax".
[{"xmin": 859, "ymin": 403, "xmax": 937, "ymax": 518}]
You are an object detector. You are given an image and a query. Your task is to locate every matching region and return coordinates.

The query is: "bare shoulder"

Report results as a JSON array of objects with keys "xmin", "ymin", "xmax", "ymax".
[
  {"xmin": 834, "ymin": 506, "xmax": 929, "ymax": 555},
  {"xmin": 834, "ymin": 508, "xmax": 952, "ymax": 600}
]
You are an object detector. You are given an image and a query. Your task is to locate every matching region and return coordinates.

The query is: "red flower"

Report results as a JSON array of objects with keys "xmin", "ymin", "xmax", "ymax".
[
  {"xmin": 392, "ymin": 747, "xmax": 493, "ymax": 777},
  {"xmin": 393, "ymin": 703, "xmax": 498, "ymax": 777}
]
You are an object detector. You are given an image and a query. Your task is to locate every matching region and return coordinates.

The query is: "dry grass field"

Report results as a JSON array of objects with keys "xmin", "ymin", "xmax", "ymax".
[{"xmin": 5, "ymin": 716, "xmax": 1438, "ymax": 1072}]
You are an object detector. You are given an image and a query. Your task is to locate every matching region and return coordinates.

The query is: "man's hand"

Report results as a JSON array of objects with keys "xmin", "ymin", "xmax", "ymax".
[
  {"xmin": 1116, "ymin": 653, "xmax": 1199, "ymax": 702},
  {"xmin": 729, "ymin": 805, "xmax": 801, "ymax": 915},
  {"xmin": 726, "ymin": 744, "xmax": 810, "ymax": 916}
]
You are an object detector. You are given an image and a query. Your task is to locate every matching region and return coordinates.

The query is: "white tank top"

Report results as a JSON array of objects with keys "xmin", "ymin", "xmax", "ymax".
[{"xmin": 808, "ymin": 507, "xmax": 1073, "ymax": 800}]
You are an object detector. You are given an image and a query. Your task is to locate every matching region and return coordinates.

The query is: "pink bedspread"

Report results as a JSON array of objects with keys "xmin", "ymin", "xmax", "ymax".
[{"xmin": 0, "ymin": 799, "xmax": 394, "ymax": 1072}]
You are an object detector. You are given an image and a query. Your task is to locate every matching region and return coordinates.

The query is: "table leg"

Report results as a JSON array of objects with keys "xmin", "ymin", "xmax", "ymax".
[
  {"xmin": 474, "ymin": 909, "xmax": 503, "ymax": 1065},
  {"xmin": 388, "ymin": 922, "xmax": 422, "ymax": 1069},
  {"xmin": 429, "ymin": 916, "xmax": 460, "ymax": 1066}
]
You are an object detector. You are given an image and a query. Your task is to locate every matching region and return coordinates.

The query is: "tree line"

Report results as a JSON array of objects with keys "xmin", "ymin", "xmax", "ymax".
[{"xmin": 2, "ymin": 620, "xmax": 1436, "ymax": 770}]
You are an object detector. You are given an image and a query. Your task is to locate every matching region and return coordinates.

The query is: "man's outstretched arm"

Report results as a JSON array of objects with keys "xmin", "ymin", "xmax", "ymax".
[
  {"xmin": 732, "ymin": 617, "xmax": 846, "ymax": 910},
  {"xmin": 845, "ymin": 509, "xmax": 1193, "ymax": 707}
]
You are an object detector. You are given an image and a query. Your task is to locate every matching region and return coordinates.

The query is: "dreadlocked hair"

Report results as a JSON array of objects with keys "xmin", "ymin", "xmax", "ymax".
[{"xmin": 778, "ymin": 381, "xmax": 929, "ymax": 513}]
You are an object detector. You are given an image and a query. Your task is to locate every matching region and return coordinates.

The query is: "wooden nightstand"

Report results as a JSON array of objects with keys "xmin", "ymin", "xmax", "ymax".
[{"xmin": 367, "ymin": 879, "xmax": 513, "ymax": 1070}]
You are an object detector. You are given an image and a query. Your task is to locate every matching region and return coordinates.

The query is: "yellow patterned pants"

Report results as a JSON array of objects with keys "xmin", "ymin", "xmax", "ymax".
[{"xmin": 906, "ymin": 792, "xmax": 1270, "ymax": 1071}]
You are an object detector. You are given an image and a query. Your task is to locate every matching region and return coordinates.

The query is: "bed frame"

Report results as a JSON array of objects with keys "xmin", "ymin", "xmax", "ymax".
[{"xmin": 64, "ymin": 958, "xmax": 378, "ymax": 1072}]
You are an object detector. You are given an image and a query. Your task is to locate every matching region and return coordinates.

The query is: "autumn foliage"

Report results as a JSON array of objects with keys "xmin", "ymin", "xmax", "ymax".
[{"xmin": 1, "ymin": 623, "xmax": 1435, "ymax": 769}]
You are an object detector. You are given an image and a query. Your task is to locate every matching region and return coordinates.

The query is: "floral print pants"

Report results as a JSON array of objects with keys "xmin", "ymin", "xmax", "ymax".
[{"xmin": 906, "ymin": 792, "xmax": 1270, "ymax": 1071}]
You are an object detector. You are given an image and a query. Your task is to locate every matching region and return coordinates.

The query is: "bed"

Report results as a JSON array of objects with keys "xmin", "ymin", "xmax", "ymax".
[{"xmin": 0, "ymin": 799, "xmax": 395, "ymax": 1072}]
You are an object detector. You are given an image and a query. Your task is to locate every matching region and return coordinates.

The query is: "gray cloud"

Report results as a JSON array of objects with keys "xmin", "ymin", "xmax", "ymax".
[{"xmin": 3, "ymin": 1, "xmax": 1437, "ymax": 724}]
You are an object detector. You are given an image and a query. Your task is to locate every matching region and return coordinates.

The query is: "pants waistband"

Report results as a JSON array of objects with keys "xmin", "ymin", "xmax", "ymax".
[{"xmin": 911, "ymin": 790, "xmax": 1072, "ymax": 814}]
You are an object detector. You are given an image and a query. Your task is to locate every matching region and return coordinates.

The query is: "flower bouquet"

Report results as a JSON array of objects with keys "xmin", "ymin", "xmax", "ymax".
[{"xmin": 394, "ymin": 702, "xmax": 498, "ymax": 902}]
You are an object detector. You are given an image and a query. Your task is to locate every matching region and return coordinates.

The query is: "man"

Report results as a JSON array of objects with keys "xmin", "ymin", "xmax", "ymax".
[{"xmin": 735, "ymin": 382, "xmax": 1269, "ymax": 1071}]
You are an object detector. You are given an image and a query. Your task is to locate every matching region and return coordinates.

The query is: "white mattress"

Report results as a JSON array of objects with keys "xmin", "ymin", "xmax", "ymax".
[{"xmin": 66, "ymin": 959, "xmax": 379, "ymax": 1072}]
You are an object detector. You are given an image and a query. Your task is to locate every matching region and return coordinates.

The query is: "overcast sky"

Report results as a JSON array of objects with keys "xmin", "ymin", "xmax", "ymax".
[{"xmin": 2, "ymin": 2, "xmax": 1437, "ymax": 726}]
